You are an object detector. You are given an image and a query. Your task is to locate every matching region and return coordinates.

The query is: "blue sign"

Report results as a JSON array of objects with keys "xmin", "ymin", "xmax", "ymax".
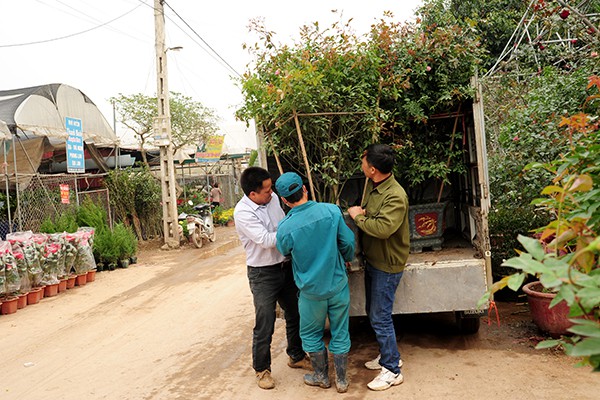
[{"xmin": 66, "ymin": 117, "xmax": 84, "ymax": 173}]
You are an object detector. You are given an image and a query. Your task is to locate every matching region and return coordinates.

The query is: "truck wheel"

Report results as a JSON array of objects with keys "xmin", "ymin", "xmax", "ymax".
[
  {"xmin": 455, "ymin": 312, "xmax": 480, "ymax": 334},
  {"xmin": 191, "ymin": 231, "xmax": 203, "ymax": 248}
]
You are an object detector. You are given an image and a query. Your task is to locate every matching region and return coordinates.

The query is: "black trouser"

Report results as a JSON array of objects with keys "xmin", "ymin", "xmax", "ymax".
[{"xmin": 247, "ymin": 261, "xmax": 304, "ymax": 372}]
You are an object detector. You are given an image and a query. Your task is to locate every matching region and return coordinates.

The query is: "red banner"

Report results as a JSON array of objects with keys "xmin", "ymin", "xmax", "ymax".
[{"xmin": 60, "ymin": 184, "xmax": 70, "ymax": 204}]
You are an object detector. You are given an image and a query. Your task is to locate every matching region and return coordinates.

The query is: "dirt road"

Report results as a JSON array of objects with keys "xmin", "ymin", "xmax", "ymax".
[{"xmin": 1, "ymin": 226, "xmax": 597, "ymax": 399}]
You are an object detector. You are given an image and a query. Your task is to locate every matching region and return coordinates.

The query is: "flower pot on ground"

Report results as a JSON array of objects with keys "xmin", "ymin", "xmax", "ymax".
[
  {"xmin": 119, "ymin": 259, "xmax": 130, "ymax": 269},
  {"xmin": 66, "ymin": 275, "xmax": 76, "ymax": 289},
  {"xmin": 44, "ymin": 283, "xmax": 59, "ymax": 297},
  {"xmin": 1, "ymin": 296, "xmax": 18, "ymax": 315},
  {"xmin": 17, "ymin": 293, "xmax": 28, "ymax": 309},
  {"xmin": 26, "ymin": 287, "xmax": 43, "ymax": 305},
  {"xmin": 75, "ymin": 273, "xmax": 87, "ymax": 286},
  {"xmin": 522, "ymin": 281, "xmax": 573, "ymax": 338},
  {"xmin": 58, "ymin": 278, "xmax": 68, "ymax": 292},
  {"xmin": 86, "ymin": 269, "xmax": 96, "ymax": 282},
  {"xmin": 129, "ymin": 256, "xmax": 138, "ymax": 265}
]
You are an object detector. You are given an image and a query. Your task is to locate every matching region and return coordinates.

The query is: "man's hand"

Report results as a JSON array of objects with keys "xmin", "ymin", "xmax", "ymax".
[{"xmin": 347, "ymin": 206, "xmax": 365, "ymax": 220}]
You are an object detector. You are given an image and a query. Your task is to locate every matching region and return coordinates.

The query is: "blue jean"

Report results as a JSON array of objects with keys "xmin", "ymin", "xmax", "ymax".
[
  {"xmin": 298, "ymin": 283, "xmax": 351, "ymax": 354},
  {"xmin": 247, "ymin": 261, "xmax": 304, "ymax": 372},
  {"xmin": 365, "ymin": 263, "xmax": 403, "ymax": 374}
]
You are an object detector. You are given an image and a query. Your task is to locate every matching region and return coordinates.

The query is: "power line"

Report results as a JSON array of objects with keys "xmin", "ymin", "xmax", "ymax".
[
  {"xmin": 163, "ymin": 1, "xmax": 242, "ymax": 78},
  {"xmin": 0, "ymin": 3, "xmax": 143, "ymax": 48}
]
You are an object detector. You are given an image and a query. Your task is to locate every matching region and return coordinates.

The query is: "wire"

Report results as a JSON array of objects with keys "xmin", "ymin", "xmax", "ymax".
[
  {"xmin": 163, "ymin": 0, "xmax": 242, "ymax": 78},
  {"xmin": 0, "ymin": 3, "xmax": 143, "ymax": 48}
]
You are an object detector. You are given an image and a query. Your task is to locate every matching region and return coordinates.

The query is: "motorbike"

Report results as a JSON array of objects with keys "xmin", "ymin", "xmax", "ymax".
[{"xmin": 178, "ymin": 201, "xmax": 216, "ymax": 248}]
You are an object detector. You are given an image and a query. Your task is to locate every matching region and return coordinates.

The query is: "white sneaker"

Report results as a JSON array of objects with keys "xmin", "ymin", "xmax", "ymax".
[
  {"xmin": 364, "ymin": 354, "xmax": 403, "ymax": 370},
  {"xmin": 367, "ymin": 366, "xmax": 404, "ymax": 391}
]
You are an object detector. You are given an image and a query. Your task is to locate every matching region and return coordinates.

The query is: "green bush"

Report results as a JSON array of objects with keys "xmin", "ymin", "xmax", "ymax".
[
  {"xmin": 93, "ymin": 229, "xmax": 119, "ymax": 265},
  {"xmin": 113, "ymin": 223, "xmax": 138, "ymax": 259},
  {"xmin": 489, "ymin": 206, "xmax": 550, "ymax": 281},
  {"xmin": 39, "ymin": 210, "xmax": 78, "ymax": 233},
  {"xmin": 76, "ymin": 198, "xmax": 109, "ymax": 233}
]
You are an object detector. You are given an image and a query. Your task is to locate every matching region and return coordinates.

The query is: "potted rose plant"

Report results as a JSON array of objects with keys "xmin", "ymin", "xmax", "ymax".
[
  {"xmin": 480, "ymin": 77, "xmax": 600, "ymax": 370},
  {"xmin": 0, "ymin": 241, "xmax": 20, "ymax": 314}
]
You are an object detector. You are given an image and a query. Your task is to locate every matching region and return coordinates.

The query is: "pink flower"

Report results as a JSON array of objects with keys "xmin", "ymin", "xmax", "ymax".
[
  {"xmin": 426, "ymin": 66, "xmax": 431, "ymax": 71},
  {"xmin": 513, "ymin": 136, "xmax": 519, "ymax": 142},
  {"xmin": 275, "ymin": 69, "xmax": 281, "ymax": 76}
]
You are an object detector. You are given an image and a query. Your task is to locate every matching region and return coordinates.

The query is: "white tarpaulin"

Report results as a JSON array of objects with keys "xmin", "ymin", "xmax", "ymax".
[
  {"xmin": 0, "ymin": 119, "xmax": 10, "ymax": 140},
  {"xmin": 0, "ymin": 83, "xmax": 118, "ymax": 146}
]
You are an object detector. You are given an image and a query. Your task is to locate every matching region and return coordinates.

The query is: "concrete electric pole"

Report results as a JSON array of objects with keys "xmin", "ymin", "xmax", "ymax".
[{"xmin": 153, "ymin": 0, "xmax": 180, "ymax": 248}]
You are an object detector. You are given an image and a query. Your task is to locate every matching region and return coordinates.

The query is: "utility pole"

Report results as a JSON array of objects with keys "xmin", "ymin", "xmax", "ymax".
[{"xmin": 154, "ymin": 0, "xmax": 180, "ymax": 248}]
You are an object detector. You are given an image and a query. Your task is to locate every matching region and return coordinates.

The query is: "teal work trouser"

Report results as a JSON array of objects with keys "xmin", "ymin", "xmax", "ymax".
[{"xmin": 298, "ymin": 283, "xmax": 351, "ymax": 354}]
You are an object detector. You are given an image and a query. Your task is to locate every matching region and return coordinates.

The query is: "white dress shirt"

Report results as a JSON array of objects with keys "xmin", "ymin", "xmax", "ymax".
[{"xmin": 234, "ymin": 192, "xmax": 286, "ymax": 267}]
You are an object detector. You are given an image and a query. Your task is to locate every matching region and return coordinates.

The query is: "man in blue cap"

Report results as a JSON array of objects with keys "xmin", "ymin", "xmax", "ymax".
[{"xmin": 275, "ymin": 172, "xmax": 356, "ymax": 393}]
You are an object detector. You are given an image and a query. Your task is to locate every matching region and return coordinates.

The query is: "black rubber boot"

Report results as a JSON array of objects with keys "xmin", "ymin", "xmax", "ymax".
[
  {"xmin": 303, "ymin": 349, "xmax": 331, "ymax": 389},
  {"xmin": 333, "ymin": 353, "xmax": 349, "ymax": 393}
]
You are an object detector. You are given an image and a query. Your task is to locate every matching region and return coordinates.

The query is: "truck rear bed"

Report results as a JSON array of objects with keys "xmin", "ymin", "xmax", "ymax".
[{"xmin": 348, "ymin": 244, "xmax": 488, "ymax": 317}]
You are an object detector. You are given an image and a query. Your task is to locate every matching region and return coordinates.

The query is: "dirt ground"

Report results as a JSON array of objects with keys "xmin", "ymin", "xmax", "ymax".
[{"xmin": 1, "ymin": 225, "xmax": 598, "ymax": 400}]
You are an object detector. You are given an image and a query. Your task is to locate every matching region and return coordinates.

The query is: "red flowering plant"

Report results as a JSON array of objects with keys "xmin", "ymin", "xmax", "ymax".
[
  {"xmin": 73, "ymin": 227, "xmax": 96, "ymax": 274},
  {"xmin": 6, "ymin": 232, "xmax": 32, "ymax": 293},
  {"xmin": 62, "ymin": 232, "xmax": 79, "ymax": 276},
  {"xmin": 41, "ymin": 241, "xmax": 62, "ymax": 285},
  {"xmin": 31, "ymin": 233, "xmax": 48, "ymax": 286},
  {"xmin": 0, "ymin": 241, "xmax": 20, "ymax": 298}
]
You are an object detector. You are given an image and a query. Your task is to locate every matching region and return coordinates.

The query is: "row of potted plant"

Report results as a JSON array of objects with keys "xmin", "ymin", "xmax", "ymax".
[{"xmin": 0, "ymin": 228, "xmax": 96, "ymax": 315}]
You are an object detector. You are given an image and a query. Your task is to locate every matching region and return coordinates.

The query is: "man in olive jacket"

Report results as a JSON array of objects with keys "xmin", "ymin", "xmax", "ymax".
[{"xmin": 348, "ymin": 143, "xmax": 410, "ymax": 391}]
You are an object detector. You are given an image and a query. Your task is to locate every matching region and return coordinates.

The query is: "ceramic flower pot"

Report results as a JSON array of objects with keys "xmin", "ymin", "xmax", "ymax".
[
  {"xmin": 408, "ymin": 202, "xmax": 448, "ymax": 253},
  {"xmin": 1, "ymin": 296, "xmax": 18, "ymax": 315},
  {"xmin": 522, "ymin": 281, "xmax": 573, "ymax": 338}
]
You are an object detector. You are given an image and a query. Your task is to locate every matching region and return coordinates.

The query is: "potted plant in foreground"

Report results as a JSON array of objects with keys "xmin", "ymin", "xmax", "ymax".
[{"xmin": 480, "ymin": 78, "xmax": 600, "ymax": 370}]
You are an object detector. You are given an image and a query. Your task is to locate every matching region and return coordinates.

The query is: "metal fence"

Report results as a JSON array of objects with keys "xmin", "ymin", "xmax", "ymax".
[
  {"xmin": 1, "ymin": 158, "xmax": 247, "ymax": 239},
  {"xmin": 1, "ymin": 173, "xmax": 111, "ymax": 238},
  {"xmin": 173, "ymin": 159, "xmax": 245, "ymax": 209}
]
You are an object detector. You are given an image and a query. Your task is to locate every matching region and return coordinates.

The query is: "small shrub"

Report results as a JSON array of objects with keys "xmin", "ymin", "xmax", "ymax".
[{"xmin": 76, "ymin": 198, "xmax": 108, "ymax": 233}]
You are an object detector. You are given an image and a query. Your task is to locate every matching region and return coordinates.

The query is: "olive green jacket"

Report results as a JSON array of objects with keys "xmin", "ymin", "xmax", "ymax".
[{"xmin": 353, "ymin": 175, "xmax": 410, "ymax": 273}]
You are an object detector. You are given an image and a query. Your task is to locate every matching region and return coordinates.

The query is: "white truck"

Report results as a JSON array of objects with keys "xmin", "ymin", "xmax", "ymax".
[{"xmin": 345, "ymin": 80, "xmax": 491, "ymax": 333}]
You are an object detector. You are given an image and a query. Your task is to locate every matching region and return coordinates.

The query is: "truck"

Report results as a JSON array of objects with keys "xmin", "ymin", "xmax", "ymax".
[
  {"xmin": 265, "ymin": 79, "xmax": 492, "ymax": 334},
  {"xmin": 343, "ymin": 81, "xmax": 491, "ymax": 333}
]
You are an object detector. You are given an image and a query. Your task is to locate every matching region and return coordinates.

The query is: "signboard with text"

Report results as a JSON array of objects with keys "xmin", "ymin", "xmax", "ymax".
[
  {"xmin": 60, "ymin": 184, "xmax": 70, "ymax": 204},
  {"xmin": 195, "ymin": 135, "xmax": 225, "ymax": 163},
  {"xmin": 66, "ymin": 117, "xmax": 84, "ymax": 173}
]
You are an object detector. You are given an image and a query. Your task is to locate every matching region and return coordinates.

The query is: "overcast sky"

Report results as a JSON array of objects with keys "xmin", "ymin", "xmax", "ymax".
[{"xmin": 1, "ymin": 0, "xmax": 423, "ymax": 152}]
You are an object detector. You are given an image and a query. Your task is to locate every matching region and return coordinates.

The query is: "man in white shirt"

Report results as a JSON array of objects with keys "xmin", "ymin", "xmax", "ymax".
[{"xmin": 234, "ymin": 167, "xmax": 311, "ymax": 390}]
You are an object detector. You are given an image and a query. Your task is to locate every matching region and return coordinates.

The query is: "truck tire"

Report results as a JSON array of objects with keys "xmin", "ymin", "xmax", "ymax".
[{"xmin": 455, "ymin": 312, "xmax": 480, "ymax": 334}]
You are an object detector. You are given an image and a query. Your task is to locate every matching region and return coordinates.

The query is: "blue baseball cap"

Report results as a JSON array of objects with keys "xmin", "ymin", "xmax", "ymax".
[{"xmin": 275, "ymin": 172, "xmax": 303, "ymax": 198}]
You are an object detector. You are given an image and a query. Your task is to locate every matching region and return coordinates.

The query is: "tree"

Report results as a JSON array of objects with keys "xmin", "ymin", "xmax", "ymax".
[
  {"xmin": 236, "ymin": 4, "xmax": 483, "ymax": 203},
  {"xmin": 110, "ymin": 92, "xmax": 219, "ymax": 166}
]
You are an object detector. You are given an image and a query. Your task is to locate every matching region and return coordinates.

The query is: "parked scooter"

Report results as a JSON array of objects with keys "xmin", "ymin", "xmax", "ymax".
[{"xmin": 178, "ymin": 201, "xmax": 216, "ymax": 248}]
